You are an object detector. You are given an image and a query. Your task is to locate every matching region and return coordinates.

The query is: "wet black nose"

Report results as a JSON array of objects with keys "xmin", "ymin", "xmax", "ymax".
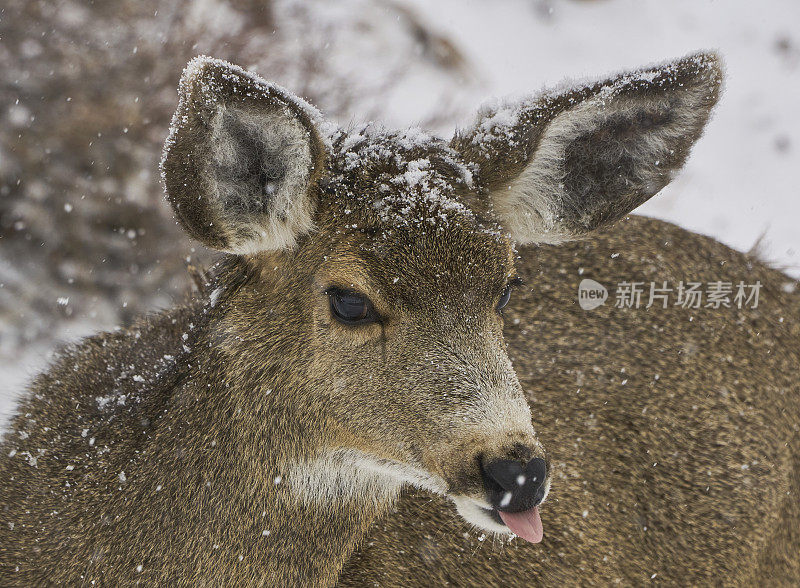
[{"xmin": 481, "ymin": 457, "xmax": 547, "ymax": 512}]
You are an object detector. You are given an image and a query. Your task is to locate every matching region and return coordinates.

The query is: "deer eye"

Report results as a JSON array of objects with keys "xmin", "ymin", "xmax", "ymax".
[
  {"xmin": 497, "ymin": 285, "xmax": 512, "ymax": 312},
  {"xmin": 327, "ymin": 288, "xmax": 377, "ymax": 325},
  {"xmin": 497, "ymin": 277, "xmax": 523, "ymax": 312}
]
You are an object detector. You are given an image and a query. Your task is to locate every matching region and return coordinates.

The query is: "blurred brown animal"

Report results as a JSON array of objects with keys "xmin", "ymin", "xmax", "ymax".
[{"xmin": 2, "ymin": 52, "xmax": 797, "ymax": 586}]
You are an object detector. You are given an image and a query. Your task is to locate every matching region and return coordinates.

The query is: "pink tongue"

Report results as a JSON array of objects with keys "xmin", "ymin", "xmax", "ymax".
[{"xmin": 498, "ymin": 507, "xmax": 543, "ymax": 544}]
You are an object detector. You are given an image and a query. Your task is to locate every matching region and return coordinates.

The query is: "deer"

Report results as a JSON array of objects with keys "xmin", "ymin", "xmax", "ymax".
[{"xmin": 1, "ymin": 51, "xmax": 798, "ymax": 586}]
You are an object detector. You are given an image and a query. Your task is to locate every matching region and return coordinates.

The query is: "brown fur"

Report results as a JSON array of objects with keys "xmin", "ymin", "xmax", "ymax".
[
  {"xmin": 340, "ymin": 216, "xmax": 800, "ymax": 586},
  {"xmin": 1, "ymin": 52, "xmax": 797, "ymax": 586}
]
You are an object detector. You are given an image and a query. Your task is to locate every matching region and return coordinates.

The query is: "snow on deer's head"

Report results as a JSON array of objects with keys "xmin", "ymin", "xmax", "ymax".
[{"xmin": 161, "ymin": 54, "xmax": 721, "ymax": 542}]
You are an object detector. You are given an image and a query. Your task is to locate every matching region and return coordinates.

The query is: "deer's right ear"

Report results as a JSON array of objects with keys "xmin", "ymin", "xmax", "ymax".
[
  {"xmin": 160, "ymin": 56, "xmax": 329, "ymax": 254},
  {"xmin": 453, "ymin": 52, "xmax": 723, "ymax": 244}
]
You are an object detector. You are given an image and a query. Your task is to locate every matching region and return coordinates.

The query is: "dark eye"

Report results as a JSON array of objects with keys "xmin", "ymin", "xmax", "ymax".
[
  {"xmin": 497, "ymin": 285, "xmax": 512, "ymax": 312},
  {"xmin": 328, "ymin": 288, "xmax": 376, "ymax": 325}
]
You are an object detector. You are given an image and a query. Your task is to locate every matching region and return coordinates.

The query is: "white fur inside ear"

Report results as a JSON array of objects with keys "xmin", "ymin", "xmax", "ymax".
[
  {"xmin": 495, "ymin": 96, "xmax": 635, "ymax": 245},
  {"xmin": 494, "ymin": 80, "xmax": 713, "ymax": 244},
  {"xmin": 207, "ymin": 104, "xmax": 315, "ymax": 254}
]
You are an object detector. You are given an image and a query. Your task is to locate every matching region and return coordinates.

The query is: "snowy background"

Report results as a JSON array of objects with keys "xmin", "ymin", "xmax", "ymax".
[{"xmin": 1, "ymin": 0, "xmax": 799, "ymax": 426}]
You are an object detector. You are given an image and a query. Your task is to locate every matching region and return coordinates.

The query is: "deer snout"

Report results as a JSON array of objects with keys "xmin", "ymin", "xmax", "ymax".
[
  {"xmin": 481, "ymin": 456, "xmax": 548, "ymax": 512},
  {"xmin": 446, "ymin": 432, "xmax": 550, "ymax": 542}
]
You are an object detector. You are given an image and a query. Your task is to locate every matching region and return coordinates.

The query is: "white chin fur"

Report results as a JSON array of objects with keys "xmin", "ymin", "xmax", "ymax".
[
  {"xmin": 451, "ymin": 477, "xmax": 551, "ymax": 535},
  {"xmin": 287, "ymin": 448, "xmax": 448, "ymax": 506},
  {"xmin": 451, "ymin": 496, "xmax": 512, "ymax": 536}
]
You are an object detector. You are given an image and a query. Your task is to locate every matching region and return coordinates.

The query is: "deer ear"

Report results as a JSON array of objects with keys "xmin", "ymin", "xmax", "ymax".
[
  {"xmin": 453, "ymin": 52, "xmax": 723, "ymax": 244},
  {"xmin": 160, "ymin": 56, "xmax": 329, "ymax": 254}
]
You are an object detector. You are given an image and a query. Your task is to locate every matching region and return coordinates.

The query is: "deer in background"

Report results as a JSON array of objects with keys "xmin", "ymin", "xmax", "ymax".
[{"xmin": 1, "ymin": 52, "xmax": 798, "ymax": 586}]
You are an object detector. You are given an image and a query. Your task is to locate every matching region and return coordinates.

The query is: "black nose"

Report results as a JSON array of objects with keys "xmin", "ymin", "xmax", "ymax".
[{"xmin": 481, "ymin": 457, "xmax": 547, "ymax": 512}]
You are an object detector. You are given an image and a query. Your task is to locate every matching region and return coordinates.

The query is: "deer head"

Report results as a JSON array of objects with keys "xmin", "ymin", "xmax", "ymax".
[{"xmin": 160, "ymin": 53, "xmax": 721, "ymax": 544}]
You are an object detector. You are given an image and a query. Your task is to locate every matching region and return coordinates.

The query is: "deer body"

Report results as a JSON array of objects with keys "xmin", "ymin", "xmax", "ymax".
[{"xmin": 2, "ymin": 52, "xmax": 798, "ymax": 586}]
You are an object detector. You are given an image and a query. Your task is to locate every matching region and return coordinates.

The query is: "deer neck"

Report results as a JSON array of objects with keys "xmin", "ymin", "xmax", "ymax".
[
  {"xmin": 177, "ymin": 341, "xmax": 402, "ymax": 585},
  {"xmin": 211, "ymin": 410, "xmax": 402, "ymax": 584},
  {"xmin": 269, "ymin": 447, "xmax": 404, "ymax": 584}
]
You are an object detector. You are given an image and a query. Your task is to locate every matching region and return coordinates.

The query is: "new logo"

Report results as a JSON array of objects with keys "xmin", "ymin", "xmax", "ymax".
[{"xmin": 578, "ymin": 279, "xmax": 608, "ymax": 310}]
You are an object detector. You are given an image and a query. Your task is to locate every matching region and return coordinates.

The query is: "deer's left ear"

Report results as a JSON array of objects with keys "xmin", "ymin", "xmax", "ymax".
[
  {"xmin": 161, "ymin": 56, "xmax": 329, "ymax": 254},
  {"xmin": 453, "ymin": 52, "xmax": 723, "ymax": 244}
]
